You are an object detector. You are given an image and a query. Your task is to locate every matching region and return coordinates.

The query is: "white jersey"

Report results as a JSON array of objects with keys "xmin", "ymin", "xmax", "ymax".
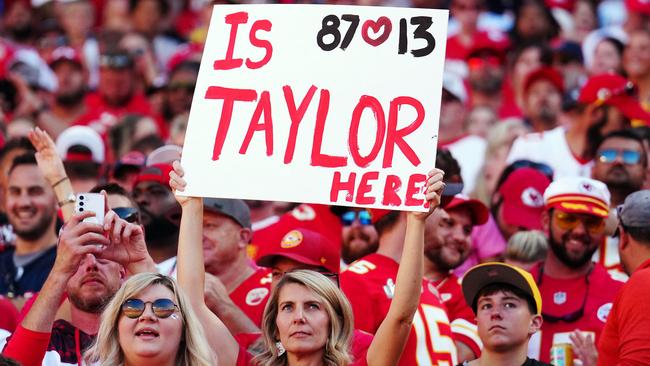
[
  {"xmin": 507, "ymin": 126, "xmax": 593, "ymax": 179},
  {"xmin": 445, "ymin": 135, "xmax": 487, "ymax": 194}
]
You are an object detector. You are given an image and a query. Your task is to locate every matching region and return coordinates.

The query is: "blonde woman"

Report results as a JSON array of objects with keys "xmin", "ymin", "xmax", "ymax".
[
  {"xmin": 84, "ymin": 272, "xmax": 214, "ymax": 365},
  {"xmin": 169, "ymin": 161, "xmax": 445, "ymax": 366},
  {"xmin": 255, "ymin": 270, "xmax": 354, "ymax": 366}
]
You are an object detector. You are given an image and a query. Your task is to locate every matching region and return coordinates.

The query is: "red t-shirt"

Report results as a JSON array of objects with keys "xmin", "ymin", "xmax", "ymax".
[
  {"xmin": 598, "ymin": 259, "xmax": 650, "ymax": 366},
  {"xmin": 0, "ymin": 297, "xmax": 18, "ymax": 332},
  {"xmin": 528, "ymin": 263, "xmax": 624, "ymax": 363},
  {"xmin": 229, "ymin": 268, "xmax": 272, "ymax": 327},
  {"xmin": 341, "ymin": 254, "xmax": 458, "ymax": 366},
  {"xmin": 432, "ymin": 274, "xmax": 481, "ymax": 357}
]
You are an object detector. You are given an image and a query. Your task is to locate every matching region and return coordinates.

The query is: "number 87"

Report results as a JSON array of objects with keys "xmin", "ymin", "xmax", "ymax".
[{"xmin": 317, "ymin": 14, "xmax": 360, "ymax": 51}]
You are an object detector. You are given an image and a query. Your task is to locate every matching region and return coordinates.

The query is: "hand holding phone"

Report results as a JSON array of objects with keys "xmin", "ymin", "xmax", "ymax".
[{"xmin": 74, "ymin": 193, "xmax": 105, "ymax": 225}]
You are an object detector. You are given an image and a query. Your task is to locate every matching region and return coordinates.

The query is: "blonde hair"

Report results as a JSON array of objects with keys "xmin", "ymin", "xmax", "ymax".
[
  {"xmin": 506, "ymin": 230, "xmax": 548, "ymax": 263},
  {"xmin": 254, "ymin": 270, "xmax": 354, "ymax": 366},
  {"xmin": 84, "ymin": 272, "xmax": 213, "ymax": 366}
]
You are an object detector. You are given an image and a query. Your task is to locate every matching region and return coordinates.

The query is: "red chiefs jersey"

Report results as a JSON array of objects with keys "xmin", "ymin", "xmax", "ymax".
[
  {"xmin": 528, "ymin": 263, "xmax": 624, "ymax": 363},
  {"xmin": 341, "ymin": 254, "xmax": 458, "ymax": 366},
  {"xmin": 431, "ymin": 274, "xmax": 482, "ymax": 357},
  {"xmin": 229, "ymin": 267, "xmax": 272, "ymax": 327}
]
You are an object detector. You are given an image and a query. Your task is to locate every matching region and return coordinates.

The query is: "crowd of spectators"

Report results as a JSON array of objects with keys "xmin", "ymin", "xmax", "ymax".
[{"xmin": 0, "ymin": 0, "xmax": 648, "ymax": 365}]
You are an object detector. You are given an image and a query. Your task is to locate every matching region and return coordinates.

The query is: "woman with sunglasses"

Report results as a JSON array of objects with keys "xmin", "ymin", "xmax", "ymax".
[
  {"xmin": 169, "ymin": 161, "xmax": 445, "ymax": 366},
  {"xmin": 84, "ymin": 272, "xmax": 214, "ymax": 365}
]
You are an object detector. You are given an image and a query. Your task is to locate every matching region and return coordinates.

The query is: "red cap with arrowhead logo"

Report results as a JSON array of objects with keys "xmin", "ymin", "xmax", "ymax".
[{"xmin": 498, "ymin": 168, "xmax": 552, "ymax": 230}]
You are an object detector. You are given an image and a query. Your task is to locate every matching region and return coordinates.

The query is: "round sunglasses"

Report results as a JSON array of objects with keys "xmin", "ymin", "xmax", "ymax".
[{"xmin": 121, "ymin": 298, "xmax": 179, "ymax": 319}]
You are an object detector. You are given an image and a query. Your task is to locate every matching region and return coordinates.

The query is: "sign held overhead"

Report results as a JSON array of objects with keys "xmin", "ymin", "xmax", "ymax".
[{"xmin": 181, "ymin": 4, "xmax": 449, "ymax": 212}]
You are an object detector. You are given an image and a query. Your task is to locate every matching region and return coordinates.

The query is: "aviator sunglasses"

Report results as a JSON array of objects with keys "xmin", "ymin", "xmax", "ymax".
[
  {"xmin": 597, "ymin": 149, "xmax": 642, "ymax": 165},
  {"xmin": 112, "ymin": 207, "xmax": 140, "ymax": 224},
  {"xmin": 121, "ymin": 298, "xmax": 179, "ymax": 319}
]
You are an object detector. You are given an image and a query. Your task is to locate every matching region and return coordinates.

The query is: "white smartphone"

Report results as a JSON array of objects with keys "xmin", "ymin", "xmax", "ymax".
[{"xmin": 75, "ymin": 193, "xmax": 105, "ymax": 225}]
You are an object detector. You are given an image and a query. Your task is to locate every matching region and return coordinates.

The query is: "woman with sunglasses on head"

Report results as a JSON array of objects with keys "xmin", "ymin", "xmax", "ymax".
[
  {"xmin": 83, "ymin": 272, "xmax": 214, "ymax": 365},
  {"xmin": 169, "ymin": 160, "xmax": 446, "ymax": 366}
]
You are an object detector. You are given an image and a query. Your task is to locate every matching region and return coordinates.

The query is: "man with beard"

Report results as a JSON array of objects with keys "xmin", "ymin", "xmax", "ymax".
[
  {"xmin": 466, "ymin": 44, "xmax": 507, "ymax": 114},
  {"xmin": 423, "ymin": 194, "xmax": 488, "ymax": 362},
  {"xmin": 132, "ymin": 163, "xmax": 181, "ymax": 274},
  {"xmin": 592, "ymin": 130, "xmax": 647, "ymax": 207},
  {"xmin": 0, "ymin": 153, "xmax": 58, "ymax": 307},
  {"xmin": 339, "ymin": 208, "xmax": 378, "ymax": 267},
  {"xmin": 525, "ymin": 177, "xmax": 625, "ymax": 364},
  {"xmin": 521, "ymin": 67, "xmax": 564, "ymax": 133},
  {"xmin": 37, "ymin": 47, "xmax": 88, "ymax": 138},
  {"xmin": 508, "ymin": 74, "xmax": 650, "ymax": 179},
  {"xmin": 591, "ymin": 130, "xmax": 647, "ymax": 274},
  {"xmin": 1, "ymin": 204, "xmax": 156, "ymax": 365}
]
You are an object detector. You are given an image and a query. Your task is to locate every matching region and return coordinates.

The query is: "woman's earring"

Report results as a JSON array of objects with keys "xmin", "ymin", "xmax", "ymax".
[{"xmin": 276, "ymin": 342, "xmax": 285, "ymax": 356}]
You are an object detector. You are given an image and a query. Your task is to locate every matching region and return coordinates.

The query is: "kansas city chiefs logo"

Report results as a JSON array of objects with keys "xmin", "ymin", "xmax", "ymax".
[{"xmin": 521, "ymin": 188, "xmax": 544, "ymax": 208}]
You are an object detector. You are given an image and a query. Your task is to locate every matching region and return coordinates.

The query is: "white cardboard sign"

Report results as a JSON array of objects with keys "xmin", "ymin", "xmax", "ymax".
[{"xmin": 181, "ymin": 4, "xmax": 448, "ymax": 211}]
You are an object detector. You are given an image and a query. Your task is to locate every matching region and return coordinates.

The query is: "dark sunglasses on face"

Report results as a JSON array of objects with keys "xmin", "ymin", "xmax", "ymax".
[
  {"xmin": 553, "ymin": 210, "xmax": 605, "ymax": 234},
  {"xmin": 112, "ymin": 207, "xmax": 140, "ymax": 224},
  {"xmin": 121, "ymin": 298, "xmax": 179, "ymax": 319},
  {"xmin": 167, "ymin": 82, "xmax": 196, "ymax": 94},
  {"xmin": 341, "ymin": 210, "xmax": 372, "ymax": 226},
  {"xmin": 597, "ymin": 149, "xmax": 642, "ymax": 165},
  {"xmin": 100, "ymin": 54, "xmax": 133, "ymax": 69}
]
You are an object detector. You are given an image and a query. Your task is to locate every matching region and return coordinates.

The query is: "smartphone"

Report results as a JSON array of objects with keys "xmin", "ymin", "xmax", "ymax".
[{"xmin": 75, "ymin": 193, "xmax": 105, "ymax": 225}]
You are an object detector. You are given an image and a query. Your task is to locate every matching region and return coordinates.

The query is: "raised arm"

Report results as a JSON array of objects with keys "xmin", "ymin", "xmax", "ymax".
[
  {"xmin": 169, "ymin": 161, "xmax": 239, "ymax": 365},
  {"xmin": 3, "ymin": 212, "xmax": 108, "ymax": 366},
  {"xmin": 367, "ymin": 169, "xmax": 444, "ymax": 366},
  {"xmin": 27, "ymin": 127, "xmax": 75, "ymax": 221}
]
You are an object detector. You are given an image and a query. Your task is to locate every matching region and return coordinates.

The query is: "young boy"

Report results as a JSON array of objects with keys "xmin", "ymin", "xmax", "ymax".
[{"xmin": 460, "ymin": 262, "xmax": 551, "ymax": 366}]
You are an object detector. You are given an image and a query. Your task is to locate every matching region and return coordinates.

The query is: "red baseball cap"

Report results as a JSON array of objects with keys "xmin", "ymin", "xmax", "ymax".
[
  {"xmin": 466, "ymin": 31, "xmax": 510, "ymax": 61},
  {"xmin": 523, "ymin": 67, "xmax": 564, "ymax": 96},
  {"xmin": 444, "ymin": 195, "xmax": 489, "ymax": 226},
  {"xmin": 48, "ymin": 46, "xmax": 83, "ymax": 69},
  {"xmin": 626, "ymin": 0, "xmax": 650, "ymax": 14},
  {"xmin": 368, "ymin": 208, "xmax": 393, "ymax": 224},
  {"xmin": 545, "ymin": 0, "xmax": 575, "ymax": 11},
  {"xmin": 256, "ymin": 227, "xmax": 340, "ymax": 274},
  {"xmin": 578, "ymin": 73, "xmax": 650, "ymax": 123},
  {"xmin": 132, "ymin": 163, "xmax": 173, "ymax": 189},
  {"xmin": 498, "ymin": 168, "xmax": 551, "ymax": 230}
]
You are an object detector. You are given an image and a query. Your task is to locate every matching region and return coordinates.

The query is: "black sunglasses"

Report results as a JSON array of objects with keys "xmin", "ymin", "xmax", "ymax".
[
  {"xmin": 167, "ymin": 82, "xmax": 195, "ymax": 94},
  {"xmin": 537, "ymin": 265, "xmax": 592, "ymax": 323},
  {"xmin": 121, "ymin": 298, "xmax": 179, "ymax": 319},
  {"xmin": 112, "ymin": 207, "xmax": 140, "ymax": 224},
  {"xmin": 496, "ymin": 160, "xmax": 554, "ymax": 190}
]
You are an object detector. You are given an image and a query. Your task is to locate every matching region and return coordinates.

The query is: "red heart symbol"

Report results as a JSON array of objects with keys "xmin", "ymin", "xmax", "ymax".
[{"xmin": 361, "ymin": 17, "xmax": 392, "ymax": 47}]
